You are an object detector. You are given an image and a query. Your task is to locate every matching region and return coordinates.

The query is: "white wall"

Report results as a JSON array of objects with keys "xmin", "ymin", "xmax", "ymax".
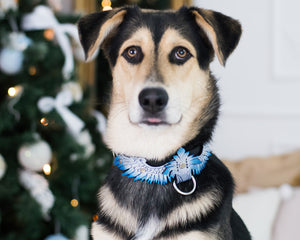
[{"xmin": 194, "ymin": 0, "xmax": 300, "ymax": 160}]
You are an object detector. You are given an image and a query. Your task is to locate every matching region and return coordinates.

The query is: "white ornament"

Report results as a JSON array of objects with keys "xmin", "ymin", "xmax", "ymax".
[
  {"xmin": 0, "ymin": 154, "xmax": 7, "ymax": 179},
  {"xmin": 18, "ymin": 140, "xmax": 52, "ymax": 172},
  {"xmin": 0, "ymin": 48, "xmax": 23, "ymax": 75},
  {"xmin": 0, "ymin": 0, "xmax": 17, "ymax": 15},
  {"xmin": 0, "ymin": 32, "xmax": 31, "ymax": 75},
  {"xmin": 73, "ymin": 225, "xmax": 89, "ymax": 240},
  {"xmin": 44, "ymin": 233, "xmax": 69, "ymax": 240},
  {"xmin": 8, "ymin": 32, "xmax": 32, "ymax": 50},
  {"xmin": 62, "ymin": 82, "xmax": 83, "ymax": 102},
  {"xmin": 19, "ymin": 169, "xmax": 55, "ymax": 219},
  {"xmin": 45, "ymin": 234, "xmax": 68, "ymax": 240}
]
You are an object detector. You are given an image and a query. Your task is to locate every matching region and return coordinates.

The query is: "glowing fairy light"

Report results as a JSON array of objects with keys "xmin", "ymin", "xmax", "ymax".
[
  {"xmin": 8, "ymin": 87, "xmax": 16, "ymax": 97},
  {"xmin": 70, "ymin": 198, "xmax": 79, "ymax": 207},
  {"xmin": 43, "ymin": 164, "xmax": 51, "ymax": 175},
  {"xmin": 43, "ymin": 29, "xmax": 55, "ymax": 41},
  {"xmin": 93, "ymin": 214, "xmax": 99, "ymax": 221},
  {"xmin": 8, "ymin": 85, "xmax": 23, "ymax": 97},
  {"xmin": 40, "ymin": 117, "xmax": 49, "ymax": 126},
  {"xmin": 102, "ymin": 0, "xmax": 112, "ymax": 11},
  {"xmin": 28, "ymin": 66, "xmax": 37, "ymax": 76}
]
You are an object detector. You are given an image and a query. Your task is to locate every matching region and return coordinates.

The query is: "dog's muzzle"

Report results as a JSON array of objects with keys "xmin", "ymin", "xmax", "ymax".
[{"xmin": 130, "ymin": 87, "xmax": 181, "ymax": 126}]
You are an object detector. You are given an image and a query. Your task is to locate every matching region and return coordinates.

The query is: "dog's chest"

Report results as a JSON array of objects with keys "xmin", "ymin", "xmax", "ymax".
[
  {"xmin": 133, "ymin": 216, "xmax": 163, "ymax": 240},
  {"xmin": 100, "ymin": 173, "xmax": 220, "ymax": 239},
  {"xmin": 123, "ymin": 217, "xmax": 216, "ymax": 240}
]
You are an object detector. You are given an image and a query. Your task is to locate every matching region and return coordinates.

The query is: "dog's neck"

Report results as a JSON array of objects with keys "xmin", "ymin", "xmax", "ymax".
[{"xmin": 113, "ymin": 140, "xmax": 211, "ymax": 195}]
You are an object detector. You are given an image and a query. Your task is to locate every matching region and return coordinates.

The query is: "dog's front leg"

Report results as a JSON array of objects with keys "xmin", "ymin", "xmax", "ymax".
[{"xmin": 91, "ymin": 222, "xmax": 124, "ymax": 240}]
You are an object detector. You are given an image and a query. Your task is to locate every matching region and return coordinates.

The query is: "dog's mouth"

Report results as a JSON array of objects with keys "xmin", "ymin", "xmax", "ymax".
[
  {"xmin": 140, "ymin": 117, "xmax": 169, "ymax": 126},
  {"xmin": 136, "ymin": 113, "xmax": 183, "ymax": 127},
  {"xmin": 129, "ymin": 112, "xmax": 182, "ymax": 127}
]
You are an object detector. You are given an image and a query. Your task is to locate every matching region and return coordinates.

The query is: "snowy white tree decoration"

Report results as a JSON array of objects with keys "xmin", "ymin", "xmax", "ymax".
[
  {"xmin": 19, "ymin": 169, "xmax": 55, "ymax": 219},
  {"xmin": 0, "ymin": 154, "xmax": 7, "ymax": 179}
]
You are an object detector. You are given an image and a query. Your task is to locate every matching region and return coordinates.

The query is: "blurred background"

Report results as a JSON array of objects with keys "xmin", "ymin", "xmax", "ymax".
[
  {"xmin": 0, "ymin": 0, "xmax": 299, "ymax": 240},
  {"xmin": 196, "ymin": 0, "xmax": 300, "ymax": 160}
]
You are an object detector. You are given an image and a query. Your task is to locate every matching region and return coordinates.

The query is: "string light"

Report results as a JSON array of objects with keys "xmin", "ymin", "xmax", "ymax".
[
  {"xmin": 44, "ymin": 29, "xmax": 55, "ymax": 41},
  {"xmin": 70, "ymin": 198, "xmax": 79, "ymax": 207},
  {"xmin": 40, "ymin": 117, "xmax": 49, "ymax": 126},
  {"xmin": 102, "ymin": 0, "xmax": 112, "ymax": 11},
  {"xmin": 29, "ymin": 66, "xmax": 37, "ymax": 76},
  {"xmin": 8, "ymin": 85, "xmax": 23, "ymax": 97},
  {"xmin": 93, "ymin": 214, "xmax": 99, "ymax": 222},
  {"xmin": 43, "ymin": 164, "xmax": 51, "ymax": 175},
  {"xmin": 8, "ymin": 87, "xmax": 16, "ymax": 97}
]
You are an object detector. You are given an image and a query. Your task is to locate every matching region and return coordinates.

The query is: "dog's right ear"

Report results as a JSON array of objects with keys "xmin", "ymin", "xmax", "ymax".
[
  {"xmin": 189, "ymin": 7, "xmax": 242, "ymax": 66},
  {"xmin": 78, "ymin": 9, "xmax": 127, "ymax": 61}
]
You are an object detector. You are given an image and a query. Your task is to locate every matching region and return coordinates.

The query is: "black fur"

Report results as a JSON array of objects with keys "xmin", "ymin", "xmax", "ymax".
[
  {"xmin": 190, "ymin": 7, "xmax": 242, "ymax": 65},
  {"xmin": 98, "ymin": 152, "xmax": 251, "ymax": 239},
  {"xmin": 106, "ymin": 6, "xmax": 213, "ymax": 69},
  {"xmin": 78, "ymin": 5, "xmax": 250, "ymax": 240}
]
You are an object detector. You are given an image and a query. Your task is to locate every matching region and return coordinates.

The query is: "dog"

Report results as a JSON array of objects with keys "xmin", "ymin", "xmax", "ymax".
[{"xmin": 78, "ymin": 5, "xmax": 251, "ymax": 240}]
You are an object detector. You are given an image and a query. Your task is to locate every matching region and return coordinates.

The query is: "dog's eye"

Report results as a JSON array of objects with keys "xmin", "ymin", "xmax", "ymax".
[
  {"xmin": 128, "ymin": 48, "xmax": 137, "ymax": 57},
  {"xmin": 169, "ymin": 47, "xmax": 192, "ymax": 65},
  {"xmin": 176, "ymin": 48, "xmax": 188, "ymax": 59},
  {"xmin": 122, "ymin": 46, "xmax": 144, "ymax": 64}
]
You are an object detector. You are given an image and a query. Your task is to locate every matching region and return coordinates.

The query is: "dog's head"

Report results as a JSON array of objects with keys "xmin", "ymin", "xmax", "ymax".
[{"xmin": 78, "ymin": 6, "xmax": 241, "ymax": 160}]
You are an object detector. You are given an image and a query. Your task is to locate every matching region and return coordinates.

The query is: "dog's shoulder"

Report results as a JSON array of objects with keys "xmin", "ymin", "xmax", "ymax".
[{"xmin": 202, "ymin": 152, "xmax": 235, "ymax": 201}]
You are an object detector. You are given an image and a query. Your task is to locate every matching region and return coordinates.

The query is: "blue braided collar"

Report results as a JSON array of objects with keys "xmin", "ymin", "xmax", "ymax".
[{"xmin": 114, "ymin": 144, "xmax": 211, "ymax": 185}]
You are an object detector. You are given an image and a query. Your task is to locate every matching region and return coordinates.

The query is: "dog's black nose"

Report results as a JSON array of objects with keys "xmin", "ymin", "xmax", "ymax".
[{"xmin": 138, "ymin": 88, "xmax": 168, "ymax": 113}]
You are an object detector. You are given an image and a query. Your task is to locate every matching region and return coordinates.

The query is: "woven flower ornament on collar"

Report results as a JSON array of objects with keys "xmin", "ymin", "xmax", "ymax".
[{"xmin": 114, "ymin": 144, "xmax": 211, "ymax": 187}]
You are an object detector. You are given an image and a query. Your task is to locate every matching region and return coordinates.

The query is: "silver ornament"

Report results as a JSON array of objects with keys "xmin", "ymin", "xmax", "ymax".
[
  {"xmin": 0, "ymin": 154, "xmax": 7, "ymax": 179},
  {"xmin": 0, "ymin": 48, "xmax": 23, "ymax": 75},
  {"xmin": 18, "ymin": 140, "xmax": 52, "ymax": 172}
]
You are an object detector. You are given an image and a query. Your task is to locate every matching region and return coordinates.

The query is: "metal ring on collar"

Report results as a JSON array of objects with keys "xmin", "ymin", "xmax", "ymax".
[{"xmin": 173, "ymin": 176, "xmax": 197, "ymax": 196}]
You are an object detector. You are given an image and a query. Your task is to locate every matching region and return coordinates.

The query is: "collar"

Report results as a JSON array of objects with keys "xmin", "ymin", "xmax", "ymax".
[{"xmin": 114, "ymin": 144, "xmax": 211, "ymax": 195}]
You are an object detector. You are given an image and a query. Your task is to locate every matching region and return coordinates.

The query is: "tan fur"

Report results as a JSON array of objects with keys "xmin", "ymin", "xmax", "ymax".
[
  {"xmin": 91, "ymin": 222, "xmax": 123, "ymax": 240},
  {"xmin": 99, "ymin": 186, "xmax": 138, "ymax": 234},
  {"xmin": 158, "ymin": 231, "xmax": 218, "ymax": 240},
  {"xmin": 94, "ymin": 185, "xmax": 220, "ymax": 239},
  {"xmin": 164, "ymin": 189, "xmax": 221, "ymax": 228},
  {"xmin": 91, "ymin": 222, "xmax": 216, "ymax": 240},
  {"xmin": 224, "ymin": 150, "xmax": 300, "ymax": 193},
  {"xmin": 105, "ymin": 28, "xmax": 213, "ymax": 160},
  {"xmin": 192, "ymin": 10, "xmax": 225, "ymax": 66},
  {"xmin": 87, "ymin": 10, "xmax": 127, "ymax": 60},
  {"xmin": 140, "ymin": 9, "xmax": 174, "ymax": 13}
]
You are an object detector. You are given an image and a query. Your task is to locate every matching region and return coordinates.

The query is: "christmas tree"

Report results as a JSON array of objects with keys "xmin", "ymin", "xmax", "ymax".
[{"xmin": 0, "ymin": 0, "xmax": 111, "ymax": 239}]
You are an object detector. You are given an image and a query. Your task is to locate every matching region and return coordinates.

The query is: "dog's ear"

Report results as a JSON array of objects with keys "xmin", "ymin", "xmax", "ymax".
[
  {"xmin": 190, "ymin": 8, "xmax": 242, "ymax": 66},
  {"xmin": 78, "ymin": 8, "xmax": 127, "ymax": 61}
]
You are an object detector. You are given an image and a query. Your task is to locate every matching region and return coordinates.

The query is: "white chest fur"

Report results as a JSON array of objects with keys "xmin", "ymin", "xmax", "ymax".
[{"xmin": 133, "ymin": 216, "xmax": 163, "ymax": 240}]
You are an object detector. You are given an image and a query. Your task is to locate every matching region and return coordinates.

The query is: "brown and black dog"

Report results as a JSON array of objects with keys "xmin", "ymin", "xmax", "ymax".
[{"xmin": 78, "ymin": 5, "xmax": 251, "ymax": 240}]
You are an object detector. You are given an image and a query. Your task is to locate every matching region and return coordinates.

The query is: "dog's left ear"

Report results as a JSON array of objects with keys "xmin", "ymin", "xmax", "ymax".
[
  {"xmin": 77, "ymin": 8, "xmax": 127, "ymax": 61},
  {"xmin": 190, "ymin": 8, "xmax": 242, "ymax": 66}
]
